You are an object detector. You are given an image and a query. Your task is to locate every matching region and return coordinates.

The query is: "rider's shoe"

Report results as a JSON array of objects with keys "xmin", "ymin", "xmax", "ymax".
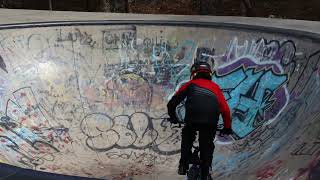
[{"xmin": 178, "ymin": 164, "xmax": 188, "ymax": 175}]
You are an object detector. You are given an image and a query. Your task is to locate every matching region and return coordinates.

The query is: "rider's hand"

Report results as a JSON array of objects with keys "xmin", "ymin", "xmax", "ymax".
[
  {"xmin": 168, "ymin": 117, "xmax": 179, "ymax": 124},
  {"xmin": 220, "ymin": 128, "xmax": 233, "ymax": 135}
]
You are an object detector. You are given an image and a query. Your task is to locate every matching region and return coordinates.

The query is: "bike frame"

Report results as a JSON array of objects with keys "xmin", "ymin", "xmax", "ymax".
[{"xmin": 170, "ymin": 121, "xmax": 232, "ymax": 180}]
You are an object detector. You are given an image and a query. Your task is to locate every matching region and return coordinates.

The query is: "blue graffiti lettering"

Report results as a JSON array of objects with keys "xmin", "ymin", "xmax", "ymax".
[{"xmin": 214, "ymin": 66, "xmax": 288, "ymax": 138}]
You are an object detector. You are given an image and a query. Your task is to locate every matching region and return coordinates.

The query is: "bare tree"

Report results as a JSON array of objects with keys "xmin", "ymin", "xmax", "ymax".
[
  {"xmin": 0, "ymin": 0, "xmax": 24, "ymax": 9},
  {"xmin": 200, "ymin": 0, "xmax": 255, "ymax": 16},
  {"xmin": 241, "ymin": 0, "xmax": 255, "ymax": 16},
  {"xmin": 88, "ymin": 0, "xmax": 128, "ymax": 13},
  {"xmin": 200, "ymin": 0, "xmax": 217, "ymax": 15},
  {"xmin": 110, "ymin": 0, "xmax": 128, "ymax": 13},
  {"xmin": 87, "ymin": 0, "xmax": 110, "ymax": 12}
]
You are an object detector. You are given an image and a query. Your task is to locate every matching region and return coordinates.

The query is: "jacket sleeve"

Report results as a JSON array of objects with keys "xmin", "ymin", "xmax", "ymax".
[
  {"xmin": 216, "ymin": 87, "xmax": 231, "ymax": 129},
  {"xmin": 167, "ymin": 82, "xmax": 191, "ymax": 120}
]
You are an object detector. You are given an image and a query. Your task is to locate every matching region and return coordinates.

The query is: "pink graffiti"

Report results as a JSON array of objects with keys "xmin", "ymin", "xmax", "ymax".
[
  {"xmin": 256, "ymin": 159, "xmax": 284, "ymax": 180},
  {"xmin": 294, "ymin": 152, "xmax": 320, "ymax": 180}
]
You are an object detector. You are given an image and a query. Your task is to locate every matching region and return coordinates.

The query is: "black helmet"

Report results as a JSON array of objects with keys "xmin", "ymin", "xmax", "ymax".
[{"xmin": 190, "ymin": 61, "xmax": 212, "ymax": 77}]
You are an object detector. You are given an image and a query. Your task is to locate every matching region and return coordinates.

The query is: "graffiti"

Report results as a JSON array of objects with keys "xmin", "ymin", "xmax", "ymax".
[
  {"xmin": 234, "ymin": 71, "xmax": 320, "ymax": 156},
  {"xmin": 255, "ymin": 159, "xmax": 284, "ymax": 180},
  {"xmin": 103, "ymin": 72, "xmax": 153, "ymax": 109},
  {"xmin": 151, "ymin": 41, "xmax": 171, "ymax": 70},
  {"xmin": 151, "ymin": 42, "xmax": 186, "ymax": 84},
  {"xmin": 0, "ymin": 87, "xmax": 71, "ymax": 168},
  {"xmin": 102, "ymin": 26, "xmax": 137, "ymax": 50},
  {"xmin": 290, "ymin": 51, "xmax": 320, "ymax": 97},
  {"xmin": 226, "ymin": 74, "xmax": 320, "ymax": 178},
  {"xmin": 233, "ymin": 102, "xmax": 301, "ymax": 155},
  {"xmin": 211, "ymin": 151, "xmax": 252, "ymax": 175},
  {"xmin": 294, "ymin": 152, "xmax": 320, "ymax": 180},
  {"xmin": 27, "ymin": 34, "xmax": 50, "ymax": 60},
  {"xmin": 0, "ymin": 54, "xmax": 7, "ymax": 73},
  {"xmin": 291, "ymin": 142, "xmax": 320, "ymax": 156},
  {"xmin": 102, "ymin": 59, "xmax": 186, "ymax": 89},
  {"xmin": 0, "ymin": 134, "xmax": 58, "ymax": 169},
  {"xmin": 57, "ymin": 28, "xmax": 97, "ymax": 48},
  {"xmin": 149, "ymin": 40, "xmax": 193, "ymax": 84},
  {"xmin": 172, "ymin": 39, "xmax": 293, "ymax": 139},
  {"xmin": 0, "ymin": 77, "xmax": 7, "ymax": 99},
  {"xmin": 0, "ymin": 33, "xmax": 54, "ymax": 76},
  {"xmin": 291, "ymin": 128, "xmax": 320, "ymax": 156},
  {"xmin": 223, "ymin": 38, "xmax": 296, "ymax": 65},
  {"xmin": 194, "ymin": 47, "xmax": 215, "ymax": 65},
  {"xmin": 143, "ymin": 35, "xmax": 196, "ymax": 63},
  {"xmin": 143, "ymin": 36, "xmax": 166, "ymax": 54},
  {"xmin": 38, "ymin": 89, "xmax": 64, "ymax": 98},
  {"xmin": 214, "ymin": 58, "xmax": 288, "ymax": 138},
  {"xmin": 216, "ymin": 37, "xmax": 320, "ymax": 100},
  {"xmin": 80, "ymin": 112, "xmax": 181, "ymax": 155},
  {"xmin": 0, "ymin": 24, "xmax": 318, "ymax": 179},
  {"xmin": 105, "ymin": 150, "xmax": 169, "ymax": 164}
]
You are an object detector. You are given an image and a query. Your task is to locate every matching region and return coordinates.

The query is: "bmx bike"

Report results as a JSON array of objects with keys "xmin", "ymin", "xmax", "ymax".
[{"xmin": 170, "ymin": 122, "xmax": 234, "ymax": 180}]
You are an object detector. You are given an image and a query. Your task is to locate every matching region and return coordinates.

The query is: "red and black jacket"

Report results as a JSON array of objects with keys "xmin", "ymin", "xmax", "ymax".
[{"xmin": 167, "ymin": 78, "xmax": 231, "ymax": 128}]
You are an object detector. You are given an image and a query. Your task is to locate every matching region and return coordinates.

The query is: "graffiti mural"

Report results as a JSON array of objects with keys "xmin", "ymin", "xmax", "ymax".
[
  {"xmin": 80, "ymin": 112, "xmax": 181, "ymax": 155},
  {"xmin": 255, "ymin": 159, "xmax": 284, "ymax": 180},
  {"xmin": 214, "ymin": 58, "xmax": 289, "ymax": 138},
  {"xmin": 294, "ymin": 152, "xmax": 320, "ymax": 180},
  {"xmin": 0, "ymin": 23, "xmax": 318, "ymax": 179},
  {"xmin": 173, "ymin": 39, "xmax": 291, "ymax": 139},
  {"xmin": 0, "ymin": 87, "xmax": 71, "ymax": 169}
]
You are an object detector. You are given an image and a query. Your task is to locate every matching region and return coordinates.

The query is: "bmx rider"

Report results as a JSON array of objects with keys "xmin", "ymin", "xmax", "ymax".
[{"xmin": 167, "ymin": 61, "xmax": 232, "ymax": 180}]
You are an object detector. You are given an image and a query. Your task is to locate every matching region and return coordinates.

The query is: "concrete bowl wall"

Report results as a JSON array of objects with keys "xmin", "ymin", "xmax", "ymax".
[{"xmin": 0, "ymin": 8, "xmax": 319, "ymax": 180}]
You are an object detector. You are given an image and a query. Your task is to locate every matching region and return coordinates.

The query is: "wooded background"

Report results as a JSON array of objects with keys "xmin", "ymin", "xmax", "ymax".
[{"xmin": 0, "ymin": 0, "xmax": 319, "ymax": 21}]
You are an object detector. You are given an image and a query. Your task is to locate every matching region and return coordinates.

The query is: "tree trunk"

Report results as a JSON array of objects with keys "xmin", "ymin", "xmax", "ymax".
[
  {"xmin": 200, "ymin": 0, "xmax": 216, "ymax": 15},
  {"xmin": 241, "ymin": 0, "xmax": 255, "ymax": 16},
  {"xmin": 0, "ymin": 0, "xmax": 24, "ymax": 8},
  {"xmin": 87, "ymin": 0, "xmax": 111, "ymax": 12},
  {"xmin": 110, "ymin": 0, "xmax": 128, "ymax": 13}
]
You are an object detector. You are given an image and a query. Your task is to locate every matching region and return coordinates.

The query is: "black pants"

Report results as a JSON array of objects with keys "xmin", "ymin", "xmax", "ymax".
[{"xmin": 180, "ymin": 123, "xmax": 216, "ymax": 180}]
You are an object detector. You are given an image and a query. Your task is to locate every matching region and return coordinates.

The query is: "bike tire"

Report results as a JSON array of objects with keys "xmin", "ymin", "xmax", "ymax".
[{"xmin": 187, "ymin": 165, "xmax": 200, "ymax": 180}]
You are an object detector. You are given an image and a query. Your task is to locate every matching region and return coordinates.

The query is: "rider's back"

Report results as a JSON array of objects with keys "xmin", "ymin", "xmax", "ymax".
[{"xmin": 184, "ymin": 78, "xmax": 220, "ymax": 125}]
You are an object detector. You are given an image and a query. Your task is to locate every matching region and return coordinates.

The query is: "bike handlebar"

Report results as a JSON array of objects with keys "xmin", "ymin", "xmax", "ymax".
[
  {"xmin": 165, "ymin": 118, "xmax": 236, "ymax": 146},
  {"xmin": 167, "ymin": 119, "xmax": 226, "ymax": 132}
]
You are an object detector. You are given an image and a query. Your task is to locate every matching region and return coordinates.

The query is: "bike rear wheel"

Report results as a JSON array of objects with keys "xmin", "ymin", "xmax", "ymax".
[{"xmin": 186, "ymin": 165, "xmax": 200, "ymax": 180}]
